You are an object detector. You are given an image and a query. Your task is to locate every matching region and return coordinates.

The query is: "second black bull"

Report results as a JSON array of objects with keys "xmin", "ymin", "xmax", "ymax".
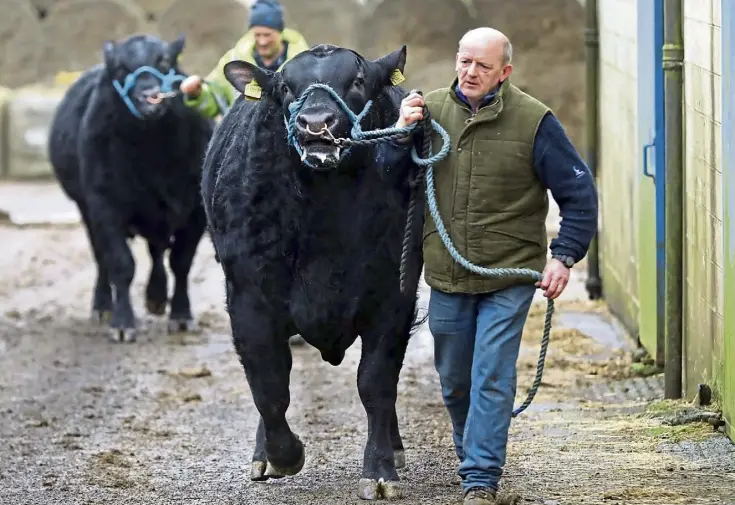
[{"xmin": 48, "ymin": 34, "xmax": 215, "ymax": 342}]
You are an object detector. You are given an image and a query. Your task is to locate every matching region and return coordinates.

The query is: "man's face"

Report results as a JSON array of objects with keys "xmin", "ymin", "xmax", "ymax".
[
  {"xmin": 455, "ymin": 40, "xmax": 512, "ymax": 102},
  {"xmin": 252, "ymin": 26, "xmax": 282, "ymax": 59}
]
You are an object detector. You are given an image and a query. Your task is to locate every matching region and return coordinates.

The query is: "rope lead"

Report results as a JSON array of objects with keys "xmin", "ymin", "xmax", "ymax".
[{"xmin": 284, "ymin": 84, "xmax": 553, "ymax": 417}]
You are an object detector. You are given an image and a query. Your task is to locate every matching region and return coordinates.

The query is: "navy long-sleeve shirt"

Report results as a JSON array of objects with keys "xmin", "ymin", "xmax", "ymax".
[{"xmin": 377, "ymin": 99, "xmax": 599, "ymax": 264}]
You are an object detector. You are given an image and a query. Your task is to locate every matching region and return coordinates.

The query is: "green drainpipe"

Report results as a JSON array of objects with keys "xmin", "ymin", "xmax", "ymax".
[
  {"xmin": 663, "ymin": 0, "xmax": 684, "ymax": 399},
  {"xmin": 584, "ymin": 0, "xmax": 602, "ymax": 301}
]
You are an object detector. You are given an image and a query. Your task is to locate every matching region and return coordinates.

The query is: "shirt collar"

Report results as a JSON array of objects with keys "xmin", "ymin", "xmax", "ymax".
[{"xmin": 454, "ymin": 82, "xmax": 502, "ymax": 111}]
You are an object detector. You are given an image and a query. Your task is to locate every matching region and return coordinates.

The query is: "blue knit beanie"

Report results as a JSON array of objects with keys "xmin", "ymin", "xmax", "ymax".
[{"xmin": 249, "ymin": 0, "xmax": 285, "ymax": 31}]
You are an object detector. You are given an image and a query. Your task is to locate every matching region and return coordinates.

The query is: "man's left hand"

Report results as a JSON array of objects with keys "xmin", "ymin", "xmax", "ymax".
[{"xmin": 536, "ymin": 258, "xmax": 570, "ymax": 300}]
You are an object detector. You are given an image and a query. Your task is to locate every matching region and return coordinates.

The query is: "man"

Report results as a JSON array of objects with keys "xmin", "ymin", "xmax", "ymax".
[
  {"xmin": 179, "ymin": 0, "xmax": 309, "ymax": 118},
  {"xmin": 384, "ymin": 27, "xmax": 598, "ymax": 504}
]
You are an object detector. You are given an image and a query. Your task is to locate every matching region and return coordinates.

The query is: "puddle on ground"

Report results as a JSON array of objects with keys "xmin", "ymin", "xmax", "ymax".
[{"xmin": 556, "ymin": 311, "xmax": 634, "ymax": 352}]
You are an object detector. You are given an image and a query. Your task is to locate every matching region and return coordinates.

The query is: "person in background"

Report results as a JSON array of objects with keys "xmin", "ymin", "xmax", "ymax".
[{"xmin": 179, "ymin": 0, "xmax": 309, "ymax": 119}]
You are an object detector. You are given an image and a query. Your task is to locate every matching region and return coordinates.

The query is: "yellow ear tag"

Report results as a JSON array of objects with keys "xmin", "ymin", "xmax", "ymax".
[
  {"xmin": 390, "ymin": 69, "xmax": 406, "ymax": 86},
  {"xmin": 244, "ymin": 79, "xmax": 262, "ymax": 100}
]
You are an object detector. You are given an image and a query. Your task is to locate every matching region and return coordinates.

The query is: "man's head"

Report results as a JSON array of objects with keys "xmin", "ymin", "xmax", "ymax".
[
  {"xmin": 455, "ymin": 27, "xmax": 513, "ymax": 103},
  {"xmin": 249, "ymin": 0, "xmax": 285, "ymax": 60}
]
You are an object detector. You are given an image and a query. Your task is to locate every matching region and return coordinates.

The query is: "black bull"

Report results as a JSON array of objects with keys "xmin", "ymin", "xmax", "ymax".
[{"xmin": 200, "ymin": 43, "xmax": 426, "ymax": 499}]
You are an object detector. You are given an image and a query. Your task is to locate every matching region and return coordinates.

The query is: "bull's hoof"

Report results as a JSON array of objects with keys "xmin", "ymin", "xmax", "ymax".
[
  {"xmin": 289, "ymin": 334, "xmax": 306, "ymax": 346},
  {"xmin": 109, "ymin": 327, "xmax": 137, "ymax": 343},
  {"xmin": 91, "ymin": 310, "xmax": 112, "ymax": 324},
  {"xmin": 250, "ymin": 460, "xmax": 268, "ymax": 481},
  {"xmin": 358, "ymin": 478, "xmax": 403, "ymax": 500},
  {"xmin": 266, "ymin": 448, "xmax": 305, "ymax": 477},
  {"xmin": 382, "ymin": 480, "xmax": 404, "ymax": 500},
  {"xmin": 263, "ymin": 462, "xmax": 288, "ymax": 479},
  {"xmin": 168, "ymin": 318, "xmax": 198, "ymax": 334},
  {"xmin": 266, "ymin": 436, "xmax": 305, "ymax": 477},
  {"xmin": 394, "ymin": 449, "xmax": 406, "ymax": 470},
  {"xmin": 146, "ymin": 299, "xmax": 167, "ymax": 316}
]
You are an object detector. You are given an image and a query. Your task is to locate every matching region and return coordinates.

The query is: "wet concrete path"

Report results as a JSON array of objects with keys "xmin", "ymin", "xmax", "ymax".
[{"xmin": 1, "ymin": 182, "xmax": 733, "ymax": 504}]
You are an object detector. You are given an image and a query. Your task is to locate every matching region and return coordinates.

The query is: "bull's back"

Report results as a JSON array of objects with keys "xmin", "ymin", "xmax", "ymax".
[{"xmin": 48, "ymin": 66, "xmax": 101, "ymax": 202}]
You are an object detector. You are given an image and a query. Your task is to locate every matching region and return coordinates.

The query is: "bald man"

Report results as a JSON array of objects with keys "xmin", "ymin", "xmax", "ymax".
[{"xmin": 381, "ymin": 28, "xmax": 598, "ymax": 504}]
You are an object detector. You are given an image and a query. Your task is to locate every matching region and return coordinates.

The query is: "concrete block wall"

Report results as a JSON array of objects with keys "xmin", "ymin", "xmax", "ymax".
[
  {"xmin": 597, "ymin": 0, "xmax": 640, "ymax": 334},
  {"xmin": 682, "ymin": 0, "xmax": 725, "ymax": 399}
]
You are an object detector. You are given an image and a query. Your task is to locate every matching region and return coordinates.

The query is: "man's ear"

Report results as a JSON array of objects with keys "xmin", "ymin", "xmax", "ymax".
[
  {"xmin": 372, "ymin": 45, "xmax": 407, "ymax": 87},
  {"xmin": 103, "ymin": 40, "xmax": 117, "ymax": 70},
  {"xmin": 224, "ymin": 60, "xmax": 276, "ymax": 98}
]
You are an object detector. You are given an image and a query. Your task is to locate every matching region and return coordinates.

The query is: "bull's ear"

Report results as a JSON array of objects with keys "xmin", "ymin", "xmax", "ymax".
[
  {"xmin": 224, "ymin": 60, "xmax": 275, "ymax": 98},
  {"xmin": 103, "ymin": 40, "xmax": 117, "ymax": 70},
  {"xmin": 372, "ymin": 45, "xmax": 407, "ymax": 87},
  {"xmin": 167, "ymin": 33, "xmax": 186, "ymax": 61}
]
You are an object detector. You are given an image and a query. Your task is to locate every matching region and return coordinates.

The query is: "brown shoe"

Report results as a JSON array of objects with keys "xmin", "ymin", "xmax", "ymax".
[{"xmin": 464, "ymin": 487, "xmax": 496, "ymax": 505}]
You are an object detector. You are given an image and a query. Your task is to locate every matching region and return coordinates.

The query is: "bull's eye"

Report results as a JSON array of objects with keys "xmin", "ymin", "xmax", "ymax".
[
  {"xmin": 156, "ymin": 55, "xmax": 170, "ymax": 72},
  {"xmin": 280, "ymin": 82, "xmax": 292, "ymax": 97},
  {"xmin": 353, "ymin": 76, "xmax": 365, "ymax": 88}
]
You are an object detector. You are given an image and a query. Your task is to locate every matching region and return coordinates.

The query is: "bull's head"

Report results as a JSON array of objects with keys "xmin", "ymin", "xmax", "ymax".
[
  {"xmin": 103, "ymin": 34, "xmax": 187, "ymax": 120},
  {"xmin": 223, "ymin": 44, "xmax": 407, "ymax": 171}
]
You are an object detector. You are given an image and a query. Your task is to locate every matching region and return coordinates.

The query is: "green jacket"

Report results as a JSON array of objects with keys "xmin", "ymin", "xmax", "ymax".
[
  {"xmin": 183, "ymin": 28, "xmax": 310, "ymax": 118},
  {"xmin": 422, "ymin": 78, "xmax": 551, "ymax": 294}
]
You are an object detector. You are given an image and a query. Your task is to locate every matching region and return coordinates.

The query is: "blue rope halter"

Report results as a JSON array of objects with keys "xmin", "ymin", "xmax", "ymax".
[
  {"xmin": 112, "ymin": 66, "xmax": 186, "ymax": 119},
  {"xmin": 284, "ymin": 83, "xmax": 451, "ymax": 169}
]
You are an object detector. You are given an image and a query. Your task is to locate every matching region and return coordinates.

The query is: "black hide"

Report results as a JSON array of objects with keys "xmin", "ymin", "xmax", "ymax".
[{"xmin": 200, "ymin": 43, "xmax": 425, "ymax": 496}]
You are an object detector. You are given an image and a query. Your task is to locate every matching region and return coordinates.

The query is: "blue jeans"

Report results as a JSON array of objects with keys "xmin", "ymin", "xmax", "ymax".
[{"xmin": 428, "ymin": 284, "xmax": 537, "ymax": 493}]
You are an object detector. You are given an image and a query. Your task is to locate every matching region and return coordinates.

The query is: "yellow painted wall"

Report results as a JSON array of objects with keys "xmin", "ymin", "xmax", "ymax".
[
  {"xmin": 598, "ymin": 0, "xmax": 640, "ymax": 334},
  {"xmin": 682, "ymin": 0, "xmax": 725, "ymax": 400}
]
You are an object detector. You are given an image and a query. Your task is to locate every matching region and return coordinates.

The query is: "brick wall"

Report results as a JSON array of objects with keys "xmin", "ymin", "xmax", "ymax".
[
  {"xmin": 682, "ymin": 0, "xmax": 725, "ymax": 399},
  {"xmin": 598, "ymin": 0, "xmax": 640, "ymax": 334}
]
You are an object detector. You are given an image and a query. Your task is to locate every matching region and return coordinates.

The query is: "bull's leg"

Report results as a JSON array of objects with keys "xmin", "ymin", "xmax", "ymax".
[
  {"xmin": 167, "ymin": 208, "xmax": 206, "ymax": 333},
  {"xmin": 86, "ymin": 197, "xmax": 137, "ymax": 343},
  {"xmin": 250, "ymin": 417, "xmax": 269, "ymax": 481},
  {"xmin": 356, "ymin": 312, "xmax": 411, "ymax": 500},
  {"xmin": 249, "ymin": 415, "xmax": 293, "ymax": 481},
  {"xmin": 145, "ymin": 241, "xmax": 168, "ymax": 316},
  {"xmin": 79, "ymin": 206, "xmax": 113, "ymax": 323},
  {"xmin": 391, "ymin": 408, "xmax": 406, "ymax": 470},
  {"xmin": 228, "ymin": 288, "xmax": 304, "ymax": 477}
]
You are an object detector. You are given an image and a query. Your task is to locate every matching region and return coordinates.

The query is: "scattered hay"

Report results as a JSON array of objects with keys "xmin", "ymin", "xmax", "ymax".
[
  {"xmin": 602, "ymin": 487, "xmax": 687, "ymax": 502},
  {"xmin": 170, "ymin": 366, "xmax": 212, "ymax": 379},
  {"xmin": 93, "ymin": 449, "xmax": 131, "ymax": 468}
]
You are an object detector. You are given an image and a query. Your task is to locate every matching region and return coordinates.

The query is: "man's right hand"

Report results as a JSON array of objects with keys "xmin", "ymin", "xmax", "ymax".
[
  {"xmin": 180, "ymin": 75, "xmax": 203, "ymax": 98},
  {"xmin": 396, "ymin": 91, "xmax": 425, "ymax": 129}
]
